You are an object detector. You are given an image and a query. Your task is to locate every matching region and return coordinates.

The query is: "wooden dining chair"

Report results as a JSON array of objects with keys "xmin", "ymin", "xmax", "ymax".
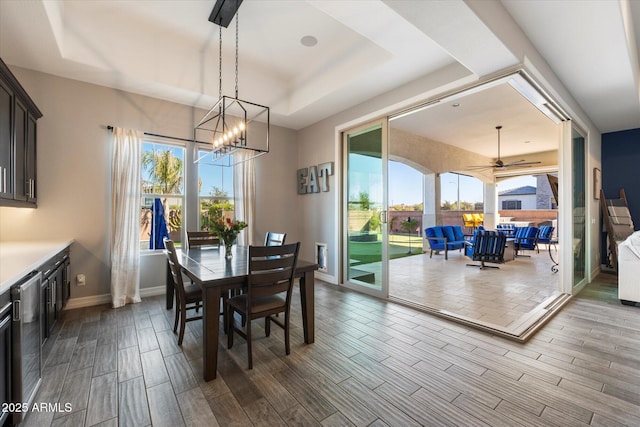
[
  {"xmin": 187, "ymin": 231, "xmax": 220, "ymax": 249},
  {"xmin": 164, "ymin": 239, "xmax": 203, "ymax": 345},
  {"xmin": 226, "ymin": 242, "xmax": 300, "ymax": 369},
  {"xmin": 264, "ymin": 231, "xmax": 286, "ymax": 246}
]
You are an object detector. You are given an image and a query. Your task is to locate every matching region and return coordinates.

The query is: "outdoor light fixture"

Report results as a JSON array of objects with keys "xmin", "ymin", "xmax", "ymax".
[{"xmin": 195, "ymin": 0, "xmax": 269, "ymax": 167}]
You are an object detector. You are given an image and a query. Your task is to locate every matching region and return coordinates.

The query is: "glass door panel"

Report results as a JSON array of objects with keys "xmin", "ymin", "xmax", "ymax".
[
  {"xmin": 572, "ymin": 126, "xmax": 586, "ymax": 286},
  {"xmin": 343, "ymin": 121, "xmax": 387, "ymax": 296}
]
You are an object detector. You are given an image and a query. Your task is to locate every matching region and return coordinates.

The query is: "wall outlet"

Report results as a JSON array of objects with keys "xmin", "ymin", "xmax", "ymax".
[{"xmin": 76, "ymin": 274, "xmax": 86, "ymax": 286}]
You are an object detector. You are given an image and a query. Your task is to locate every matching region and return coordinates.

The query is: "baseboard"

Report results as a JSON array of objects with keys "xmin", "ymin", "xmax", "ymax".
[
  {"xmin": 64, "ymin": 286, "xmax": 166, "ymax": 310},
  {"xmin": 140, "ymin": 285, "xmax": 166, "ymax": 298},
  {"xmin": 315, "ymin": 271, "xmax": 336, "ymax": 284},
  {"xmin": 64, "ymin": 293, "xmax": 111, "ymax": 310}
]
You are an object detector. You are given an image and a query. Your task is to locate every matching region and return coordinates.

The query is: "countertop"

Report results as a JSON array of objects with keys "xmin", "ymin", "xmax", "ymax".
[{"xmin": 0, "ymin": 240, "xmax": 74, "ymax": 294}]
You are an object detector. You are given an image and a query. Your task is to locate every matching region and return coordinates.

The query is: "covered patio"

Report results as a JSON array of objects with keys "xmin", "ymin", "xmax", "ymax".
[{"xmin": 355, "ymin": 241, "xmax": 563, "ymax": 339}]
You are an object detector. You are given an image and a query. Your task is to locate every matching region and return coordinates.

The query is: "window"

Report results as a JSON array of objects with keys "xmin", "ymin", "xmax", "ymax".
[
  {"xmin": 140, "ymin": 140, "xmax": 185, "ymax": 248},
  {"xmin": 198, "ymin": 150, "xmax": 234, "ymax": 231},
  {"xmin": 439, "ymin": 172, "xmax": 484, "ymax": 211},
  {"xmin": 502, "ymin": 200, "xmax": 522, "ymax": 210}
]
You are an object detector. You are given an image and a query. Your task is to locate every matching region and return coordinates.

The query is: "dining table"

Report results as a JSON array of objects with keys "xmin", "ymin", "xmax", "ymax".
[{"xmin": 165, "ymin": 245, "xmax": 318, "ymax": 381}]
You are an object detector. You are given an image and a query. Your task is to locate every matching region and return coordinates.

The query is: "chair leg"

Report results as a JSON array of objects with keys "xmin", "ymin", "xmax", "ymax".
[
  {"xmin": 173, "ymin": 294, "xmax": 179, "ymax": 333},
  {"xmin": 284, "ymin": 312, "xmax": 290, "ymax": 356},
  {"xmin": 246, "ymin": 317, "xmax": 253, "ymax": 370},
  {"xmin": 178, "ymin": 301, "xmax": 186, "ymax": 346},
  {"xmin": 227, "ymin": 305, "xmax": 234, "ymax": 349},
  {"xmin": 221, "ymin": 293, "xmax": 228, "ymax": 334},
  {"xmin": 265, "ymin": 316, "xmax": 271, "ymax": 337}
]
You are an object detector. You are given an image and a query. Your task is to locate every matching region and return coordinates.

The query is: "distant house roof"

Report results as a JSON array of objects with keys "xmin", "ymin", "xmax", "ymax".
[{"xmin": 499, "ymin": 185, "xmax": 537, "ymax": 196}]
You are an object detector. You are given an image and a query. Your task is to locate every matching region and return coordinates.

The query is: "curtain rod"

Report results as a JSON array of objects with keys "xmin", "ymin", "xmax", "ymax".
[{"xmin": 106, "ymin": 125, "xmax": 210, "ymax": 145}]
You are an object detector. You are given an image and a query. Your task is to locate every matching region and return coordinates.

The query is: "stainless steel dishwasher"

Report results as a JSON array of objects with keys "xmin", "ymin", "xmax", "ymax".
[{"xmin": 10, "ymin": 271, "xmax": 42, "ymax": 425}]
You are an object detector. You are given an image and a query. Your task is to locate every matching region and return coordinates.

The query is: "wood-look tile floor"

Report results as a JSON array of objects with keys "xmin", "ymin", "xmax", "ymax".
[{"xmin": 23, "ymin": 273, "xmax": 640, "ymax": 426}]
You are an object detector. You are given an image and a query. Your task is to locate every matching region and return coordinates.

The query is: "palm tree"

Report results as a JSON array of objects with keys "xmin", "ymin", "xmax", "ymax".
[
  {"xmin": 142, "ymin": 149, "xmax": 183, "ymax": 194},
  {"xmin": 142, "ymin": 148, "xmax": 184, "ymax": 232},
  {"xmin": 401, "ymin": 217, "xmax": 419, "ymax": 255}
]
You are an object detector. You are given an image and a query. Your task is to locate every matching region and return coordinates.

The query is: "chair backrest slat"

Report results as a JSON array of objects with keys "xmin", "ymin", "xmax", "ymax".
[
  {"xmin": 247, "ymin": 242, "xmax": 299, "ymax": 301},
  {"xmin": 251, "ymin": 254, "xmax": 296, "ymax": 272},
  {"xmin": 187, "ymin": 231, "xmax": 220, "ymax": 249}
]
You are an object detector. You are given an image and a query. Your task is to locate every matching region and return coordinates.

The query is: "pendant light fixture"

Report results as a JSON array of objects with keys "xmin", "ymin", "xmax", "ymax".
[{"xmin": 195, "ymin": 0, "xmax": 269, "ymax": 166}]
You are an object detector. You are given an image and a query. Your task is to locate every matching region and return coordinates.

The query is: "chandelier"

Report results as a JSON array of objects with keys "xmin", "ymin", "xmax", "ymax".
[{"xmin": 194, "ymin": 0, "xmax": 269, "ymax": 167}]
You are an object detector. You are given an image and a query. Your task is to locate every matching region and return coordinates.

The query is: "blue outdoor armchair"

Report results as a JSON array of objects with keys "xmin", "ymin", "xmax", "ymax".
[
  {"xmin": 514, "ymin": 226, "xmax": 539, "ymax": 257},
  {"xmin": 465, "ymin": 230, "xmax": 507, "ymax": 269},
  {"xmin": 536, "ymin": 225, "xmax": 555, "ymax": 253},
  {"xmin": 496, "ymin": 223, "xmax": 516, "ymax": 238},
  {"xmin": 425, "ymin": 225, "xmax": 467, "ymax": 260}
]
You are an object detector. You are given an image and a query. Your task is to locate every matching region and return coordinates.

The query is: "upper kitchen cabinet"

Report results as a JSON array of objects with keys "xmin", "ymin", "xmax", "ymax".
[{"xmin": 0, "ymin": 57, "xmax": 42, "ymax": 207}]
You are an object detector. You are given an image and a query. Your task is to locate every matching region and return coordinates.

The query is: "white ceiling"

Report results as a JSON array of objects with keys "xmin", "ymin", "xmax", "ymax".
[
  {"xmin": 1, "ymin": 0, "xmax": 638, "ymax": 156},
  {"xmin": 390, "ymin": 77, "xmax": 560, "ymax": 159}
]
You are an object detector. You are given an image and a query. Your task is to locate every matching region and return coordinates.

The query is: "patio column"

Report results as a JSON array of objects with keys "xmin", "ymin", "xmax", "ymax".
[
  {"xmin": 420, "ymin": 173, "xmax": 442, "ymax": 252},
  {"xmin": 422, "ymin": 172, "xmax": 440, "ymax": 227},
  {"xmin": 422, "ymin": 172, "xmax": 440, "ymax": 250},
  {"xmin": 483, "ymin": 181, "xmax": 497, "ymax": 229}
]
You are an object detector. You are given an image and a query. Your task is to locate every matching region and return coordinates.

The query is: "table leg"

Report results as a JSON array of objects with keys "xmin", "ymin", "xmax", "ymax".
[
  {"xmin": 299, "ymin": 271, "xmax": 315, "ymax": 344},
  {"xmin": 166, "ymin": 261, "xmax": 174, "ymax": 310},
  {"xmin": 203, "ymin": 285, "xmax": 221, "ymax": 381}
]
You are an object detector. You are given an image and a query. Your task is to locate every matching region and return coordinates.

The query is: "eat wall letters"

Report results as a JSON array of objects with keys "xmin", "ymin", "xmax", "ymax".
[{"xmin": 298, "ymin": 162, "xmax": 334, "ymax": 194}]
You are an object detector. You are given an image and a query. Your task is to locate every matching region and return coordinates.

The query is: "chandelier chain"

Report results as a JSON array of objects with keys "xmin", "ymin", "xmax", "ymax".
[
  {"xmin": 218, "ymin": 25, "xmax": 222, "ymax": 101},
  {"xmin": 193, "ymin": 5, "xmax": 269, "ymax": 167},
  {"xmin": 235, "ymin": 13, "xmax": 239, "ymax": 99}
]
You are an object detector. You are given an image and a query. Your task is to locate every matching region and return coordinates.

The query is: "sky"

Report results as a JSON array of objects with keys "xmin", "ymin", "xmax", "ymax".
[{"xmin": 389, "ymin": 161, "xmax": 537, "ymax": 206}]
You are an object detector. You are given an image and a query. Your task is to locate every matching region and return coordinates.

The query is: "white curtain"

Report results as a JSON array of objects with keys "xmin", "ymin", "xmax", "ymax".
[
  {"xmin": 233, "ymin": 150, "xmax": 256, "ymax": 246},
  {"xmin": 110, "ymin": 127, "xmax": 143, "ymax": 308}
]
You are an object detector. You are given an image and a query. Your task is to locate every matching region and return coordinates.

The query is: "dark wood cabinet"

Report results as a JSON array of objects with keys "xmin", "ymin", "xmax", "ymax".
[
  {"xmin": 0, "ymin": 291, "xmax": 12, "ymax": 427},
  {"xmin": 25, "ymin": 115, "xmax": 36, "ymax": 203},
  {"xmin": 40, "ymin": 279, "xmax": 48, "ymax": 345},
  {"xmin": 14, "ymin": 102, "xmax": 37, "ymax": 203},
  {"xmin": 0, "ymin": 80, "xmax": 12, "ymax": 202},
  {"xmin": 62, "ymin": 257, "xmax": 70, "ymax": 307},
  {"xmin": 13, "ymin": 99, "xmax": 26, "ymax": 202},
  {"xmin": 0, "ymin": 57, "xmax": 41, "ymax": 208},
  {"xmin": 40, "ymin": 251, "xmax": 70, "ymax": 343}
]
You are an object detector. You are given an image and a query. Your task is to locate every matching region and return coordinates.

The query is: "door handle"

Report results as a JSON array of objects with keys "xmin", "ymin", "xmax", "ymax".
[
  {"xmin": 51, "ymin": 279, "xmax": 56, "ymax": 307},
  {"xmin": 379, "ymin": 210, "xmax": 388, "ymax": 224},
  {"xmin": 13, "ymin": 300, "xmax": 21, "ymax": 321},
  {"xmin": 26, "ymin": 179, "xmax": 33, "ymax": 198}
]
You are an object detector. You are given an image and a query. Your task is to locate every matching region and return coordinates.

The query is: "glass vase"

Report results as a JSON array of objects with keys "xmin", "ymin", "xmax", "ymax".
[{"xmin": 223, "ymin": 240, "xmax": 233, "ymax": 260}]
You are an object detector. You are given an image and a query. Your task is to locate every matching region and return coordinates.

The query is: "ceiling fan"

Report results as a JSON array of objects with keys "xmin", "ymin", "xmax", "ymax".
[{"xmin": 468, "ymin": 125, "xmax": 541, "ymax": 170}]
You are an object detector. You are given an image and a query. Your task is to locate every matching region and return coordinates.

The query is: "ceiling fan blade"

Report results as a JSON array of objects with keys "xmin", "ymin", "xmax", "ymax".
[
  {"xmin": 466, "ymin": 164, "xmax": 495, "ymax": 170},
  {"xmin": 467, "ymin": 127, "xmax": 541, "ymax": 171},
  {"xmin": 502, "ymin": 160, "xmax": 542, "ymax": 167}
]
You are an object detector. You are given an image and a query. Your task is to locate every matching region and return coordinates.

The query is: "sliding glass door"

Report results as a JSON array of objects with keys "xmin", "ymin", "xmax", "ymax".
[
  {"xmin": 342, "ymin": 120, "xmax": 388, "ymax": 297},
  {"xmin": 572, "ymin": 125, "xmax": 586, "ymax": 287}
]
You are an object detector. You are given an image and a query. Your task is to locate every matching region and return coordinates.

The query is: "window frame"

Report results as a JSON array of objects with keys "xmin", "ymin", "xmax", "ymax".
[
  {"xmin": 197, "ymin": 149, "xmax": 235, "ymax": 232},
  {"xmin": 140, "ymin": 136, "xmax": 186, "ymax": 250},
  {"xmin": 502, "ymin": 200, "xmax": 522, "ymax": 210}
]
